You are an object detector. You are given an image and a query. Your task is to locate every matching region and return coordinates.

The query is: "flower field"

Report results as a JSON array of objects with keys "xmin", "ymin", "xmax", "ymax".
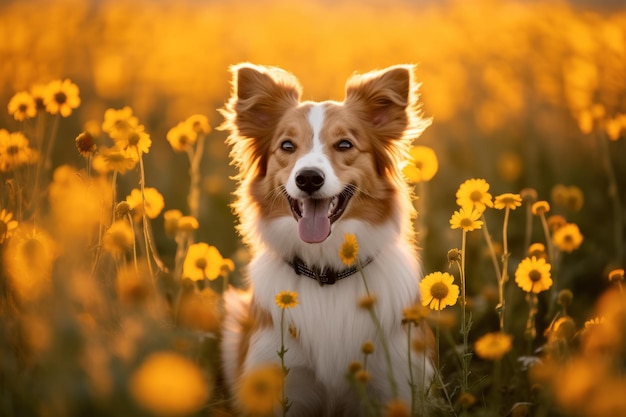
[{"xmin": 1, "ymin": 0, "xmax": 626, "ymax": 416}]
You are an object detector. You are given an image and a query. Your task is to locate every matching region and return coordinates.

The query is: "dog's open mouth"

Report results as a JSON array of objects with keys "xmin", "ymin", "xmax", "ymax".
[{"xmin": 288, "ymin": 186, "xmax": 355, "ymax": 243}]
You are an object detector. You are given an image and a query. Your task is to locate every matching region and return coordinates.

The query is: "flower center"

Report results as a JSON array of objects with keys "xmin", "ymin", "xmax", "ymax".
[
  {"xmin": 460, "ymin": 217, "xmax": 473, "ymax": 228},
  {"xmin": 195, "ymin": 258, "xmax": 207, "ymax": 270},
  {"xmin": 7, "ymin": 145, "xmax": 19, "ymax": 156},
  {"xmin": 529, "ymin": 269, "xmax": 542, "ymax": 282},
  {"xmin": 341, "ymin": 245, "xmax": 356, "ymax": 260},
  {"xmin": 430, "ymin": 282, "xmax": 449, "ymax": 300},
  {"xmin": 54, "ymin": 92, "xmax": 67, "ymax": 105},
  {"xmin": 0, "ymin": 221, "xmax": 7, "ymax": 236},
  {"xmin": 470, "ymin": 190, "xmax": 483, "ymax": 202},
  {"xmin": 18, "ymin": 103, "xmax": 28, "ymax": 113},
  {"xmin": 128, "ymin": 133, "xmax": 140, "ymax": 147},
  {"xmin": 279, "ymin": 294, "xmax": 295, "ymax": 305},
  {"xmin": 252, "ymin": 379, "xmax": 270, "ymax": 396}
]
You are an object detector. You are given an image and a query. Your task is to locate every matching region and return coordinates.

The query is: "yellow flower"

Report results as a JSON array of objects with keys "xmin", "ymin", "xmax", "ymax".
[
  {"xmin": 183, "ymin": 243, "xmax": 224, "ymax": 281},
  {"xmin": 361, "ymin": 341, "xmax": 374, "ymax": 355},
  {"xmin": 167, "ymin": 121, "xmax": 198, "ymax": 152},
  {"xmin": 355, "ymin": 369, "xmax": 371, "ymax": 384},
  {"xmin": 551, "ymin": 184, "xmax": 584, "ymax": 212},
  {"xmin": 608, "ymin": 268, "xmax": 625, "ymax": 283},
  {"xmin": 420, "ymin": 271, "xmax": 460, "ymax": 311},
  {"xmin": 275, "ymin": 290, "xmax": 299, "ymax": 309},
  {"xmin": 237, "ymin": 365, "xmax": 283, "ymax": 416},
  {"xmin": 402, "ymin": 303, "xmax": 430, "ymax": 324},
  {"xmin": 121, "ymin": 124, "xmax": 152, "ymax": 157},
  {"xmin": 103, "ymin": 220, "xmax": 134, "ymax": 256},
  {"xmin": 474, "ymin": 332, "xmax": 512, "ymax": 361},
  {"xmin": 163, "ymin": 209, "xmax": 183, "ymax": 236},
  {"xmin": 528, "ymin": 243, "xmax": 546, "ymax": 259},
  {"xmin": 178, "ymin": 287, "xmax": 223, "ymax": 334},
  {"xmin": 384, "ymin": 398, "xmax": 411, "ymax": 417},
  {"xmin": 450, "ymin": 206, "xmax": 483, "ymax": 231},
  {"xmin": 185, "ymin": 114, "xmax": 212, "ymax": 135},
  {"xmin": 493, "ymin": 193, "xmax": 522, "ymax": 210},
  {"xmin": 7, "ymin": 91, "xmax": 37, "ymax": 121},
  {"xmin": 403, "ymin": 145, "xmax": 438, "ymax": 183},
  {"xmin": 126, "ymin": 187, "xmax": 165, "ymax": 220},
  {"xmin": 3, "ymin": 224, "xmax": 56, "ymax": 303},
  {"xmin": 0, "ymin": 130, "xmax": 39, "ymax": 172},
  {"xmin": 43, "ymin": 79, "xmax": 81, "ymax": 117},
  {"xmin": 129, "ymin": 351, "xmax": 209, "ymax": 416},
  {"xmin": 358, "ymin": 294, "xmax": 377, "ymax": 309},
  {"xmin": 455, "ymin": 178, "xmax": 493, "ymax": 211},
  {"xmin": 605, "ymin": 116, "xmax": 623, "ymax": 141},
  {"xmin": 547, "ymin": 214, "xmax": 567, "ymax": 233},
  {"xmin": 456, "ymin": 392, "xmax": 477, "ymax": 408},
  {"xmin": 552, "ymin": 223, "xmax": 583, "ymax": 253},
  {"xmin": 0, "ymin": 209, "xmax": 18, "ymax": 244},
  {"xmin": 577, "ymin": 109, "xmax": 594, "ymax": 134},
  {"xmin": 531, "ymin": 201, "xmax": 550, "ymax": 216},
  {"xmin": 514, "ymin": 256, "xmax": 552, "ymax": 293},
  {"xmin": 75, "ymin": 131, "xmax": 97, "ymax": 157},
  {"xmin": 583, "ymin": 316, "xmax": 606, "ymax": 330},
  {"xmin": 116, "ymin": 263, "xmax": 153, "ymax": 305},
  {"xmin": 102, "ymin": 106, "xmax": 139, "ymax": 139},
  {"xmin": 29, "ymin": 83, "xmax": 48, "ymax": 110},
  {"xmin": 100, "ymin": 145, "xmax": 138, "ymax": 173},
  {"xmin": 177, "ymin": 216, "xmax": 200, "ymax": 232},
  {"xmin": 339, "ymin": 233, "xmax": 359, "ymax": 265}
]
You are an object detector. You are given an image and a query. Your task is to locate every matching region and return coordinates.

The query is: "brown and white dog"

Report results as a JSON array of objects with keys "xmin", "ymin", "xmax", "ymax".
[{"xmin": 220, "ymin": 63, "xmax": 433, "ymax": 416}]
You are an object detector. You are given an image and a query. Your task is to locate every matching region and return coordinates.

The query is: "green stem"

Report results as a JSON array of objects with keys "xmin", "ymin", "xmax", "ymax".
[
  {"xmin": 138, "ymin": 152, "xmax": 155, "ymax": 278},
  {"xmin": 499, "ymin": 207, "xmax": 511, "ymax": 331},
  {"xmin": 358, "ymin": 260, "xmax": 398, "ymax": 399},
  {"xmin": 407, "ymin": 322, "xmax": 416, "ymax": 417},
  {"xmin": 186, "ymin": 133, "xmax": 206, "ymax": 221},
  {"xmin": 481, "ymin": 214, "xmax": 502, "ymax": 282},
  {"xmin": 539, "ymin": 212, "xmax": 559, "ymax": 316},
  {"xmin": 278, "ymin": 308, "xmax": 291, "ymax": 416},
  {"xmin": 127, "ymin": 212, "xmax": 139, "ymax": 274},
  {"xmin": 459, "ymin": 230, "xmax": 469, "ymax": 393},
  {"xmin": 597, "ymin": 129, "xmax": 624, "ymax": 265}
]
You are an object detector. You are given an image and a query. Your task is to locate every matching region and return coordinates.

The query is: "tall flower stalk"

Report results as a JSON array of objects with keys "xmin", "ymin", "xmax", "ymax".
[
  {"xmin": 339, "ymin": 233, "xmax": 398, "ymax": 399},
  {"xmin": 493, "ymin": 193, "xmax": 522, "ymax": 331},
  {"xmin": 275, "ymin": 290, "xmax": 299, "ymax": 416},
  {"xmin": 449, "ymin": 202, "xmax": 484, "ymax": 405}
]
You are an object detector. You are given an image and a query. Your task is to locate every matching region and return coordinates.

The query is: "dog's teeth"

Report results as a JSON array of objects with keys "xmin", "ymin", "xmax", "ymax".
[{"xmin": 329, "ymin": 197, "xmax": 338, "ymax": 215}]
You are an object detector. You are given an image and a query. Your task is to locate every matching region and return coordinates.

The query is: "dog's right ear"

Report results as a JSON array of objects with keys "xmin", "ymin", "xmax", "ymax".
[{"xmin": 220, "ymin": 63, "xmax": 302, "ymax": 175}]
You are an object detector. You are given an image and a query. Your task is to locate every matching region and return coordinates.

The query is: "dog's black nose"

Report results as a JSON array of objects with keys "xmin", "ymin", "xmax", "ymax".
[{"xmin": 295, "ymin": 168, "xmax": 325, "ymax": 194}]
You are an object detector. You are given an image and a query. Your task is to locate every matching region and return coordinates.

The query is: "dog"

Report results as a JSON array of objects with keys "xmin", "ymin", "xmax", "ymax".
[{"xmin": 219, "ymin": 63, "xmax": 434, "ymax": 416}]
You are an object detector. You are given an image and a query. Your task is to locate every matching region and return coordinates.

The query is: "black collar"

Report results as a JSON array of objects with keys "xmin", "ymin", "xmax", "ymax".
[{"xmin": 287, "ymin": 256, "xmax": 373, "ymax": 286}]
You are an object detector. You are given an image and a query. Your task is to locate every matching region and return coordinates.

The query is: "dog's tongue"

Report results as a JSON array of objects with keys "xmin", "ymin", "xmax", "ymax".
[{"xmin": 298, "ymin": 198, "xmax": 331, "ymax": 243}]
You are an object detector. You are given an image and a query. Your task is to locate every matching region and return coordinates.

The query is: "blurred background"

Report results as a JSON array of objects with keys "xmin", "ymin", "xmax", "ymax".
[
  {"xmin": 2, "ymin": 0, "xmax": 626, "ymax": 311},
  {"xmin": 2, "ymin": 0, "xmax": 626, "ymax": 415}
]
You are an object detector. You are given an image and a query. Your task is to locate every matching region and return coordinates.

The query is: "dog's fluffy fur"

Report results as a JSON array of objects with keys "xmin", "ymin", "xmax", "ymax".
[{"xmin": 220, "ymin": 63, "xmax": 433, "ymax": 416}]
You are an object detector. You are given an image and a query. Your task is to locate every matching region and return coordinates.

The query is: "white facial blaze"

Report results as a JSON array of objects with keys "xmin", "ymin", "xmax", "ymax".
[{"xmin": 285, "ymin": 103, "xmax": 343, "ymax": 199}]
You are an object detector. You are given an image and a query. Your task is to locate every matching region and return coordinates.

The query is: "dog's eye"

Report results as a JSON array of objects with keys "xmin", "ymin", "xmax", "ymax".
[
  {"xmin": 280, "ymin": 140, "xmax": 296, "ymax": 153},
  {"xmin": 335, "ymin": 139, "xmax": 353, "ymax": 151}
]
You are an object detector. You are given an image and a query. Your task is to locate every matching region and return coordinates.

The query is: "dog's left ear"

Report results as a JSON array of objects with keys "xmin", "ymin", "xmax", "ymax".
[{"xmin": 345, "ymin": 65, "xmax": 418, "ymax": 140}]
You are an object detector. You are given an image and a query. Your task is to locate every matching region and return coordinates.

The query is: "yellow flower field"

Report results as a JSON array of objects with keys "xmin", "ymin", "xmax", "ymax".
[{"xmin": 1, "ymin": 0, "xmax": 626, "ymax": 416}]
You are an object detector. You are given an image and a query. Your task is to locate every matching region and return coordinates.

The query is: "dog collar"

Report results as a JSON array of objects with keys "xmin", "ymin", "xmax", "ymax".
[{"xmin": 287, "ymin": 256, "xmax": 373, "ymax": 286}]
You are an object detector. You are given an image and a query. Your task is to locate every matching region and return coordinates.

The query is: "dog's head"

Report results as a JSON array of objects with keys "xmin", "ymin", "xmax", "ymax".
[{"xmin": 221, "ymin": 64, "xmax": 429, "ymax": 253}]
